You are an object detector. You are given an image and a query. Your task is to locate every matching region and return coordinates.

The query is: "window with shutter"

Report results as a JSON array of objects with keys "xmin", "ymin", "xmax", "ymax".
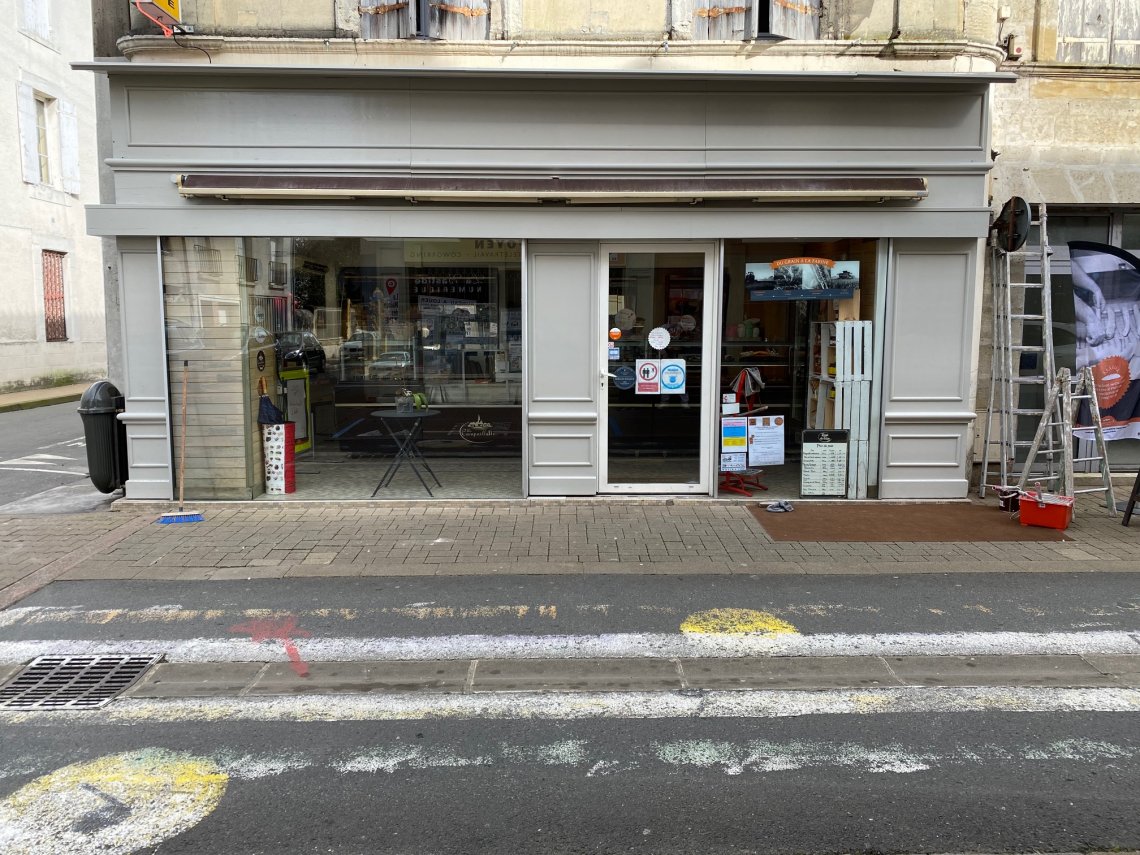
[
  {"xmin": 17, "ymin": 86, "xmax": 77, "ymax": 193},
  {"xmin": 1057, "ymin": 0, "xmax": 1139, "ymax": 65},
  {"xmin": 42, "ymin": 251, "xmax": 68, "ymax": 343},
  {"xmin": 361, "ymin": 0, "xmax": 489, "ymax": 39},
  {"xmin": 22, "ymin": 0, "xmax": 51, "ymax": 42},
  {"xmin": 689, "ymin": 0, "xmax": 819, "ymax": 41}
]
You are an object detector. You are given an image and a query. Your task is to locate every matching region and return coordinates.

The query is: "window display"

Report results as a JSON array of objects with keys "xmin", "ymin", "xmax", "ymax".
[
  {"xmin": 161, "ymin": 237, "xmax": 523, "ymax": 500},
  {"xmin": 720, "ymin": 238, "xmax": 878, "ymax": 498}
]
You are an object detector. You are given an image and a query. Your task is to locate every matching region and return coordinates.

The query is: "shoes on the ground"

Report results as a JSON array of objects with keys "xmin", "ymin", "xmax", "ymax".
[{"xmin": 765, "ymin": 500, "xmax": 795, "ymax": 513}]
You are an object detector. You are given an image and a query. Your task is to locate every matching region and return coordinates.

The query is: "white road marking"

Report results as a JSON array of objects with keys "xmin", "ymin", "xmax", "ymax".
[
  {"xmin": 0, "ymin": 686, "xmax": 1137, "ymax": 725},
  {"xmin": 1, "ymin": 738, "xmax": 1135, "ymax": 790},
  {"xmin": 0, "ymin": 466, "xmax": 87, "ymax": 476},
  {"xmin": 37, "ymin": 437, "xmax": 86, "ymax": 450},
  {"xmin": 0, "ymin": 452, "xmax": 85, "ymax": 475},
  {"xmin": 0, "ymin": 604, "xmax": 560, "ymax": 628},
  {"xmin": 0, "ymin": 630, "xmax": 1136, "ymax": 664}
]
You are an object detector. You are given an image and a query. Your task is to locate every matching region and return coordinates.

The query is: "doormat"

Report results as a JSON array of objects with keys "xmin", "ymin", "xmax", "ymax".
[{"xmin": 750, "ymin": 501, "xmax": 1069, "ymax": 542}]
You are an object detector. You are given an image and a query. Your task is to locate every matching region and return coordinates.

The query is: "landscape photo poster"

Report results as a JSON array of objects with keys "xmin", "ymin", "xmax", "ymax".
[
  {"xmin": 745, "ymin": 258, "xmax": 859, "ymax": 302},
  {"xmin": 1069, "ymin": 241, "xmax": 1140, "ymax": 440}
]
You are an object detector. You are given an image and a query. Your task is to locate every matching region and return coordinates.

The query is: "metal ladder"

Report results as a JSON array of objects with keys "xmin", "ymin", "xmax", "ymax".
[
  {"xmin": 979, "ymin": 203, "xmax": 1060, "ymax": 496},
  {"xmin": 1016, "ymin": 366, "xmax": 1116, "ymax": 514}
]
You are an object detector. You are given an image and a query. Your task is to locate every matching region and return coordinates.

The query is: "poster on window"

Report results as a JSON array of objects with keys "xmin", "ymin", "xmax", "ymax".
[
  {"xmin": 746, "ymin": 258, "xmax": 859, "ymax": 302},
  {"xmin": 1070, "ymin": 241, "xmax": 1140, "ymax": 440}
]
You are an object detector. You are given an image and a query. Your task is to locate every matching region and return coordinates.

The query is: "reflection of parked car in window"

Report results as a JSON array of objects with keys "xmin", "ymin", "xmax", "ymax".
[
  {"xmin": 276, "ymin": 331, "xmax": 326, "ymax": 373},
  {"xmin": 365, "ymin": 351, "xmax": 412, "ymax": 380},
  {"xmin": 341, "ymin": 331, "xmax": 381, "ymax": 360}
]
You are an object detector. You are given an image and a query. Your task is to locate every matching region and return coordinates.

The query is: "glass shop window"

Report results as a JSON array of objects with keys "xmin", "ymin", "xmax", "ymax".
[{"xmin": 160, "ymin": 236, "xmax": 523, "ymax": 500}]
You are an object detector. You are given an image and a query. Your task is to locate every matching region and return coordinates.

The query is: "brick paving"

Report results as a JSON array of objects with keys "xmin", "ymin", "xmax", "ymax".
[{"xmin": 1, "ymin": 494, "xmax": 1138, "ymax": 608}]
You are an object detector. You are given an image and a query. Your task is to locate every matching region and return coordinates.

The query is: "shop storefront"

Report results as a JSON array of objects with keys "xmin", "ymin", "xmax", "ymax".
[{"xmin": 81, "ymin": 62, "xmax": 1005, "ymax": 502}]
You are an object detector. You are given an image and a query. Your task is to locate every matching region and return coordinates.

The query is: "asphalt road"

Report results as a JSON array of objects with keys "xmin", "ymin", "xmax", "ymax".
[
  {"xmin": 1, "ymin": 712, "xmax": 1137, "ymax": 854},
  {"xmin": 3, "ymin": 573, "xmax": 1139, "ymax": 644},
  {"xmin": 2, "ymin": 573, "xmax": 1138, "ymax": 854},
  {"xmin": 0, "ymin": 401, "xmax": 113, "ymax": 513}
]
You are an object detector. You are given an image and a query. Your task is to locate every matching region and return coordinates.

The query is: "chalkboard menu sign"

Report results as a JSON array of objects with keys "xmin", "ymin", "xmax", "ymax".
[{"xmin": 801, "ymin": 429, "xmax": 849, "ymax": 498}]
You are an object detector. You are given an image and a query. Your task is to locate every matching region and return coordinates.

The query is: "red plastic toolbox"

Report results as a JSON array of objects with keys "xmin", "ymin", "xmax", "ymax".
[{"xmin": 1019, "ymin": 491, "xmax": 1074, "ymax": 530}]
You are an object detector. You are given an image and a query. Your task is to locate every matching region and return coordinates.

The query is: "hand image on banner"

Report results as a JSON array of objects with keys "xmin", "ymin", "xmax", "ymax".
[{"xmin": 1069, "ymin": 241, "xmax": 1140, "ymax": 440}]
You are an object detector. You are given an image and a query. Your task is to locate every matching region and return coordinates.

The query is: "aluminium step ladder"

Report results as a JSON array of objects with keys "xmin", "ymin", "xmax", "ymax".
[
  {"xmin": 979, "ymin": 202, "xmax": 1061, "ymax": 497},
  {"xmin": 1016, "ymin": 366, "xmax": 1116, "ymax": 515}
]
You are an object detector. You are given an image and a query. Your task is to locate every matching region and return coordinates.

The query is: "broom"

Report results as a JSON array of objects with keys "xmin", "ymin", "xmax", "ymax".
[{"xmin": 158, "ymin": 360, "xmax": 204, "ymax": 524}]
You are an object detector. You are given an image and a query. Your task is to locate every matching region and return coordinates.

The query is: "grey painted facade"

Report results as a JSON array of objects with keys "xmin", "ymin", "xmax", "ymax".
[{"xmin": 79, "ymin": 62, "xmax": 1005, "ymax": 500}]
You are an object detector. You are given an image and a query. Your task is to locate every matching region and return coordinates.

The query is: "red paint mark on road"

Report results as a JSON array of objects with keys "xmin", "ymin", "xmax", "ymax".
[{"xmin": 230, "ymin": 615, "xmax": 313, "ymax": 677}]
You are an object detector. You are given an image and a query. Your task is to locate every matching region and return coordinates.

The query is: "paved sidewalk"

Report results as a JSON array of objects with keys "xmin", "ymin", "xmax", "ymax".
[
  {"xmin": 103, "ymin": 654, "xmax": 1139, "ymax": 699},
  {"xmin": 0, "ymin": 383, "xmax": 89, "ymax": 414},
  {"xmin": 2, "ymin": 493, "xmax": 1139, "ymax": 609}
]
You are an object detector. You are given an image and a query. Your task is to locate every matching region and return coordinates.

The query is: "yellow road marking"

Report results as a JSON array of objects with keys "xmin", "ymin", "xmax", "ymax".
[
  {"xmin": 680, "ymin": 609, "xmax": 799, "ymax": 636},
  {"xmin": 5, "ymin": 605, "xmax": 559, "ymax": 626},
  {"xmin": 0, "ymin": 749, "xmax": 227, "ymax": 854}
]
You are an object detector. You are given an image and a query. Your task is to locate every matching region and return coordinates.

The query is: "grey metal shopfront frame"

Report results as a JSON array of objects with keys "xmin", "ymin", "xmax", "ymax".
[{"xmin": 78, "ymin": 61, "xmax": 1009, "ymax": 500}]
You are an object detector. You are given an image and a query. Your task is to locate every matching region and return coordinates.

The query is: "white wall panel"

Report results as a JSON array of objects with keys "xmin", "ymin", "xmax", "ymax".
[
  {"xmin": 527, "ymin": 244, "xmax": 598, "ymax": 495},
  {"xmin": 118, "ymin": 238, "xmax": 172, "ymax": 499},
  {"xmin": 879, "ymin": 240, "xmax": 980, "ymax": 499}
]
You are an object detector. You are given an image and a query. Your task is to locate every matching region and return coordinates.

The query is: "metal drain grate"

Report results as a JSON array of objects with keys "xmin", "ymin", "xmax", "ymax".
[{"xmin": 0, "ymin": 655, "xmax": 161, "ymax": 710}]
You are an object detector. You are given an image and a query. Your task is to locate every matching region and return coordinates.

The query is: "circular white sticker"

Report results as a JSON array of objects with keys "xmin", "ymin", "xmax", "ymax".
[
  {"xmin": 680, "ymin": 314, "xmax": 696, "ymax": 332},
  {"xmin": 615, "ymin": 307, "xmax": 637, "ymax": 331},
  {"xmin": 647, "ymin": 327, "xmax": 671, "ymax": 351}
]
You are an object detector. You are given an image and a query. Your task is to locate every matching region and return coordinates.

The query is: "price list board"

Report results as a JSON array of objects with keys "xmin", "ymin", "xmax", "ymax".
[{"xmin": 800, "ymin": 429, "xmax": 849, "ymax": 498}]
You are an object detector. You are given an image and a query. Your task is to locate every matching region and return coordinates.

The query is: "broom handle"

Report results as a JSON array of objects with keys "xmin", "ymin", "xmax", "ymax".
[{"xmin": 179, "ymin": 360, "xmax": 188, "ymax": 511}]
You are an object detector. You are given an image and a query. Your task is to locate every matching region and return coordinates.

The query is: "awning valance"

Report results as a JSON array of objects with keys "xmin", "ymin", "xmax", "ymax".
[{"xmin": 176, "ymin": 174, "xmax": 929, "ymax": 204}]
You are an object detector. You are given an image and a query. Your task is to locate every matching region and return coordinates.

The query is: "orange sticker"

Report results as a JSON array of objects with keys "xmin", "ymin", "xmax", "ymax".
[{"xmin": 1093, "ymin": 356, "xmax": 1130, "ymax": 408}]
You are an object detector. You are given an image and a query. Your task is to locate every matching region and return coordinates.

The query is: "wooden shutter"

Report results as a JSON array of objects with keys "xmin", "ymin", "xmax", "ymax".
[
  {"xmin": 360, "ymin": 2, "xmax": 413, "ymax": 38},
  {"xmin": 1112, "ymin": 0, "xmax": 1138, "ymax": 64},
  {"xmin": 17, "ymin": 83, "xmax": 41, "ymax": 184},
  {"xmin": 1055, "ymin": 0, "xmax": 1137, "ymax": 64},
  {"xmin": 23, "ymin": 0, "xmax": 50, "ymax": 40},
  {"xmin": 769, "ymin": 0, "xmax": 820, "ymax": 39},
  {"xmin": 59, "ymin": 99, "xmax": 80, "ymax": 195},
  {"xmin": 693, "ymin": 0, "xmax": 750, "ymax": 40},
  {"xmin": 428, "ymin": 0, "xmax": 490, "ymax": 39}
]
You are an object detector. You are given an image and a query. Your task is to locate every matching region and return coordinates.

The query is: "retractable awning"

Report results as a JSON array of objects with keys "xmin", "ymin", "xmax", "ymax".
[{"xmin": 176, "ymin": 174, "xmax": 929, "ymax": 204}]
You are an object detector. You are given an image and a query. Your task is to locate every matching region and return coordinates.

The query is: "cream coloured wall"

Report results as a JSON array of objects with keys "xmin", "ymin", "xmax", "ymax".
[
  {"xmin": 154, "ymin": 0, "xmax": 334, "ymax": 34},
  {"xmin": 519, "ymin": 0, "xmax": 667, "ymax": 39},
  {"xmin": 987, "ymin": 0, "xmax": 1140, "ymax": 207},
  {"xmin": 990, "ymin": 74, "xmax": 1140, "ymax": 206},
  {"xmin": 2, "ymin": 1, "xmax": 106, "ymax": 391}
]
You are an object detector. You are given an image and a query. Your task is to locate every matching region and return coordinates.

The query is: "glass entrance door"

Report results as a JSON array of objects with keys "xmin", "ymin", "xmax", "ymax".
[{"xmin": 601, "ymin": 244, "xmax": 717, "ymax": 493}]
